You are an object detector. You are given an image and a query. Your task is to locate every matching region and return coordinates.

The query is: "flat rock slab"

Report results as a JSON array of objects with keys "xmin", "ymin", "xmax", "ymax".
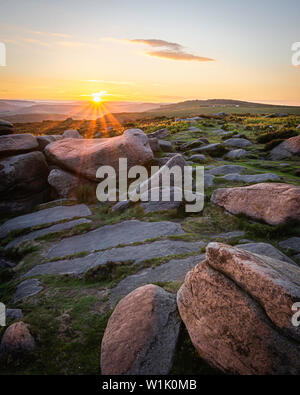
[
  {"xmin": 237, "ymin": 242, "xmax": 296, "ymax": 265},
  {"xmin": 222, "ymin": 173, "xmax": 280, "ymax": 183},
  {"xmin": 224, "ymin": 138, "xmax": 252, "ymax": 148},
  {"xmin": 207, "ymin": 165, "xmax": 247, "ymax": 176},
  {"xmin": 14, "ymin": 279, "xmax": 43, "ymax": 303},
  {"xmin": 0, "ymin": 204, "xmax": 92, "ymax": 239},
  {"xmin": 24, "ymin": 240, "xmax": 205, "ymax": 278},
  {"xmin": 211, "ymin": 230, "xmax": 245, "ymax": 240},
  {"xmin": 110, "ymin": 254, "xmax": 204, "ymax": 306},
  {"xmin": 5, "ymin": 218, "xmax": 92, "ymax": 250},
  {"xmin": 47, "ymin": 220, "xmax": 184, "ymax": 259},
  {"xmin": 278, "ymin": 237, "xmax": 300, "ymax": 254}
]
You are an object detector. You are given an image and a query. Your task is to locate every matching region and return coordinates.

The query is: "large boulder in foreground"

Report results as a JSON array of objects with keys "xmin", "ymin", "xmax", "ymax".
[
  {"xmin": 101, "ymin": 284, "xmax": 181, "ymax": 375},
  {"xmin": 0, "ymin": 119, "xmax": 14, "ymax": 136},
  {"xmin": 0, "ymin": 151, "xmax": 50, "ymax": 215},
  {"xmin": 0, "ymin": 134, "xmax": 38, "ymax": 157},
  {"xmin": 0, "ymin": 322, "xmax": 35, "ymax": 359},
  {"xmin": 270, "ymin": 135, "xmax": 300, "ymax": 160},
  {"xmin": 177, "ymin": 242, "xmax": 300, "ymax": 375},
  {"xmin": 45, "ymin": 129, "xmax": 153, "ymax": 181},
  {"xmin": 211, "ymin": 183, "xmax": 300, "ymax": 225}
]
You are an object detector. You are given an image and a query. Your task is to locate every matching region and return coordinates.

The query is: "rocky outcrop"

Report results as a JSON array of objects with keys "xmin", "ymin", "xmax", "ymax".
[
  {"xmin": 101, "ymin": 284, "xmax": 181, "ymax": 375},
  {"xmin": 221, "ymin": 172, "xmax": 280, "ymax": 183},
  {"xmin": 0, "ymin": 322, "xmax": 35, "ymax": 359},
  {"xmin": 147, "ymin": 128, "xmax": 169, "ymax": 139},
  {"xmin": 0, "ymin": 134, "xmax": 38, "ymax": 157},
  {"xmin": 37, "ymin": 135, "xmax": 62, "ymax": 150},
  {"xmin": 177, "ymin": 242, "xmax": 300, "ymax": 375},
  {"xmin": 224, "ymin": 138, "xmax": 252, "ymax": 148},
  {"xmin": 45, "ymin": 129, "xmax": 154, "ymax": 181},
  {"xmin": 62, "ymin": 129, "xmax": 82, "ymax": 139},
  {"xmin": 225, "ymin": 149, "xmax": 247, "ymax": 159},
  {"xmin": 0, "ymin": 119, "xmax": 14, "ymax": 136},
  {"xmin": 270, "ymin": 135, "xmax": 300, "ymax": 160},
  {"xmin": 0, "ymin": 151, "xmax": 50, "ymax": 215},
  {"xmin": 211, "ymin": 183, "xmax": 300, "ymax": 225},
  {"xmin": 48, "ymin": 168, "xmax": 96, "ymax": 199}
]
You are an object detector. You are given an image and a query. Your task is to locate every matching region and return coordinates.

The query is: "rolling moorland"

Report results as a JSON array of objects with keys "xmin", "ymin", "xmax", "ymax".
[{"xmin": 0, "ymin": 102, "xmax": 300, "ymax": 375}]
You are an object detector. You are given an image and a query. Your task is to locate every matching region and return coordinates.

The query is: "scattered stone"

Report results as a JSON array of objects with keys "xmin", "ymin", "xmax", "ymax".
[
  {"xmin": 180, "ymin": 139, "xmax": 208, "ymax": 151},
  {"xmin": 207, "ymin": 165, "xmax": 247, "ymax": 176},
  {"xmin": 222, "ymin": 172, "xmax": 280, "ymax": 183},
  {"xmin": 0, "ymin": 134, "xmax": 38, "ymax": 157},
  {"xmin": 211, "ymin": 183, "xmax": 300, "ymax": 225},
  {"xmin": 214, "ymin": 112, "xmax": 227, "ymax": 117},
  {"xmin": 62, "ymin": 129, "xmax": 82, "ymax": 139},
  {"xmin": 148, "ymin": 137, "xmax": 160, "ymax": 152},
  {"xmin": 0, "ymin": 151, "xmax": 50, "ymax": 215},
  {"xmin": 270, "ymin": 135, "xmax": 300, "ymax": 160},
  {"xmin": 47, "ymin": 220, "xmax": 184, "ymax": 259},
  {"xmin": 190, "ymin": 143, "xmax": 223, "ymax": 154},
  {"xmin": 14, "ymin": 279, "xmax": 43, "ymax": 303},
  {"xmin": 141, "ymin": 187, "xmax": 182, "ymax": 213},
  {"xmin": 5, "ymin": 218, "xmax": 92, "ymax": 250},
  {"xmin": 111, "ymin": 200, "xmax": 131, "ymax": 213},
  {"xmin": 237, "ymin": 242, "xmax": 296, "ymax": 265},
  {"xmin": 0, "ymin": 322, "xmax": 35, "ymax": 358},
  {"xmin": 147, "ymin": 128, "xmax": 169, "ymax": 139},
  {"xmin": 278, "ymin": 237, "xmax": 300, "ymax": 254},
  {"xmin": 204, "ymin": 174, "xmax": 215, "ymax": 187},
  {"xmin": 6, "ymin": 309, "xmax": 23, "ymax": 322},
  {"xmin": 188, "ymin": 127, "xmax": 201, "ymax": 132},
  {"xmin": 45, "ymin": 129, "xmax": 153, "ymax": 181},
  {"xmin": 177, "ymin": 242, "xmax": 300, "ymax": 375},
  {"xmin": 189, "ymin": 154, "xmax": 206, "ymax": 163},
  {"xmin": 224, "ymin": 138, "xmax": 252, "ymax": 148},
  {"xmin": 212, "ymin": 230, "xmax": 245, "ymax": 240},
  {"xmin": 225, "ymin": 149, "xmax": 247, "ymax": 159},
  {"xmin": 101, "ymin": 284, "xmax": 181, "ymax": 375},
  {"xmin": 110, "ymin": 254, "xmax": 204, "ymax": 306},
  {"xmin": 0, "ymin": 204, "xmax": 92, "ymax": 238},
  {"xmin": 158, "ymin": 140, "xmax": 173, "ymax": 152}
]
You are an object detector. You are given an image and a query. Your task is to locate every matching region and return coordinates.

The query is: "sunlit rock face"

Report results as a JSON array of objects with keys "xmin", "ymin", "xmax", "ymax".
[{"xmin": 44, "ymin": 128, "xmax": 154, "ymax": 181}]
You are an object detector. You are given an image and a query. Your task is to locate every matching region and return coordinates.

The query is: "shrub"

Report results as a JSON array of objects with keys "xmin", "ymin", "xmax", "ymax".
[
  {"xmin": 74, "ymin": 184, "xmax": 97, "ymax": 204},
  {"xmin": 257, "ymin": 128, "xmax": 298, "ymax": 144}
]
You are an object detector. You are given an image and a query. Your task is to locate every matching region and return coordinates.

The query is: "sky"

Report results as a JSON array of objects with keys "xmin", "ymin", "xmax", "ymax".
[{"xmin": 0, "ymin": 0, "xmax": 300, "ymax": 104}]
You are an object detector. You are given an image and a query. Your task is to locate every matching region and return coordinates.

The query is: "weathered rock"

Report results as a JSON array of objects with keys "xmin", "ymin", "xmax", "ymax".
[
  {"xmin": 5, "ymin": 218, "xmax": 92, "ymax": 250},
  {"xmin": 237, "ymin": 242, "xmax": 296, "ymax": 265},
  {"xmin": 47, "ymin": 220, "xmax": 184, "ymax": 259},
  {"xmin": 0, "ymin": 322, "xmax": 35, "ymax": 358},
  {"xmin": 222, "ymin": 172, "xmax": 280, "ymax": 183},
  {"xmin": 62, "ymin": 129, "xmax": 82, "ymax": 139},
  {"xmin": 225, "ymin": 149, "xmax": 247, "ymax": 159},
  {"xmin": 37, "ymin": 135, "xmax": 62, "ymax": 150},
  {"xmin": 47, "ymin": 168, "xmax": 95, "ymax": 199},
  {"xmin": 45, "ymin": 129, "xmax": 154, "ymax": 181},
  {"xmin": 141, "ymin": 186, "xmax": 183, "ymax": 213},
  {"xmin": 110, "ymin": 254, "xmax": 204, "ymax": 306},
  {"xmin": 158, "ymin": 140, "xmax": 173, "ymax": 152},
  {"xmin": 14, "ymin": 279, "xmax": 43, "ymax": 303},
  {"xmin": 270, "ymin": 135, "xmax": 300, "ymax": 160},
  {"xmin": 212, "ymin": 230, "xmax": 245, "ymax": 240},
  {"xmin": 189, "ymin": 154, "xmax": 206, "ymax": 163},
  {"xmin": 224, "ymin": 138, "xmax": 252, "ymax": 148},
  {"xmin": 23, "ymin": 240, "xmax": 205, "ymax": 278},
  {"xmin": 180, "ymin": 139, "xmax": 208, "ymax": 151},
  {"xmin": 278, "ymin": 237, "xmax": 300, "ymax": 254},
  {"xmin": 211, "ymin": 183, "xmax": 300, "ymax": 225},
  {"xmin": 190, "ymin": 143, "xmax": 223, "ymax": 154},
  {"xmin": 0, "ymin": 204, "xmax": 91, "ymax": 238},
  {"xmin": 177, "ymin": 242, "xmax": 300, "ymax": 375},
  {"xmin": 0, "ymin": 151, "xmax": 50, "ymax": 215},
  {"xmin": 207, "ymin": 165, "xmax": 247, "ymax": 176},
  {"xmin": 101, "ymin": 284, "xmax": 181, "ymax": 375},
  {"xmin": 148, "ymin": 137, "xmax": 160, "ymax": 152},
  {"xmin": 204, "ymin": 174, "xmax": 215, "ymax": 187},
  {"xmin": 6, "ymin": 309, "xmax": 23, "ymax": 322},
  {"xmin": 111, "ymin": 200, "xmax": 131, "ymax": 213},
  {"xmin": 147, "ymin": 128, "xmax": 169, "ymax": 139},
  {"xmin": 0, "ymin": 134, "xmax": 38, "ymax": 157},
  {"xmin": 0, "ymin": 120, "xmax": 14, "ymax": 136}
]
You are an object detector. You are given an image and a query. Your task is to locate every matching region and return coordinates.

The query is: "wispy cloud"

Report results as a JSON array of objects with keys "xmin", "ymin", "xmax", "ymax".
[
  {"xmin": 84, "ymin": 79, "xmax": 135, "ymax": 85},
  {"xmin": 129, "ymin": 38, "xmax": 215, "ymax": 62}
]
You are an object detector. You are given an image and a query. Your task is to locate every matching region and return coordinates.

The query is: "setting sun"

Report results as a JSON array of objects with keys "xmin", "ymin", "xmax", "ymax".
[{"xmin": 93, "ymin": 95, "xmax": 101, "ymax": 103}]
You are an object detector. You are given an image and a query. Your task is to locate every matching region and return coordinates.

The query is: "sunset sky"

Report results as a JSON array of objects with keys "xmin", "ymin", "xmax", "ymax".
[{"xmin": 0, "ymin": 0, "xmax": 300, "ymax": 104}]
